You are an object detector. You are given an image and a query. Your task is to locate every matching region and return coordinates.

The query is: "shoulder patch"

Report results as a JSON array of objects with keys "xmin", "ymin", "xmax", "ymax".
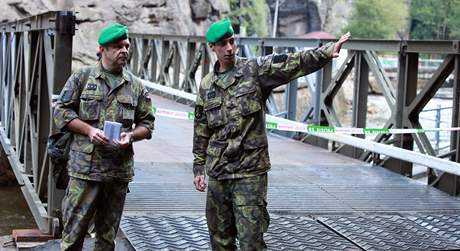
[{"xmin": 273, "ymin": 54, "xmax": 288, "ymax": 64}]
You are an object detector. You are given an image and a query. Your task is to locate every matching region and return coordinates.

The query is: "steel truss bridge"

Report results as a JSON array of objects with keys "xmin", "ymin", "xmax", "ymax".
[{"xmin": 1, "ymin": 11, "xmax": 460, "ymax": 250}]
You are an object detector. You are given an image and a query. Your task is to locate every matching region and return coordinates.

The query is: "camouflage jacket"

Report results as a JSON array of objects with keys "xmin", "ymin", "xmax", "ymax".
[
  {"xmin": 53, "ymin": 63, "xmax": 155, "ymax": 182},
  {"xmin": 193, "ymin": 42, "xmax": 334, "ymax": 180}
]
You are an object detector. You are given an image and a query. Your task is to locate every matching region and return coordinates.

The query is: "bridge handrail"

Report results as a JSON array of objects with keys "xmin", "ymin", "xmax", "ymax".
[{"xmin": 130, "ymin": 33, "xmax": 460, "ymax": 53}]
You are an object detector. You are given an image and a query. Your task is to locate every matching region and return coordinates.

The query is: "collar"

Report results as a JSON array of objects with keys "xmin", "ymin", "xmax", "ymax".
[
  {"xmin": 210, "ymin": 57, "xmax": 244, "ymax": 89},
  {"xmin": 95, "ymin": 61, "xmax": 131, "ymax": 83}
]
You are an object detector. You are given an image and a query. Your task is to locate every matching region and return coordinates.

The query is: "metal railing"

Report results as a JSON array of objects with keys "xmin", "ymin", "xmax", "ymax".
[
  {"xmin": 128, "ymin": 34, "xmax": 460, "ymax": 196},
  {"xmin": 0, "ymin": 11, "xmax": 75, "ymax": 234}
]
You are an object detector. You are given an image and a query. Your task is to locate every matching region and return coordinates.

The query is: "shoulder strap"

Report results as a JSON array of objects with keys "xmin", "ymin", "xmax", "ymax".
[{"xmin": 78, "ymin": 67, "xmax": 92, "ymax": 96}]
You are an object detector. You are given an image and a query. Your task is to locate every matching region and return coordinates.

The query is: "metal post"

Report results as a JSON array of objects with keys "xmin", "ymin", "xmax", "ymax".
[
  {"xmin": 150, "ymin": 40, "xmax": 158, "ymax": 82},
  {"xmin": 48, "ymin": 11, "xmax": 75, "ymax": 234},
  {"xmin": 313, "ymin": 68, "xmax": 322, "ymax": 125},
  {"xmin": 272, "ymin": 0, "xmax": 280, "ymax": 38},
  {"xmin": 452, "ymin": 55, "xmax": 460, "ymax": 162},
  {"xmin": 285, "ymin": 47, "xmax": 297, "ymax": 122},
  {"xmin": 435, "ymin": 105, "xmax": 441, "ymax": 154},
  {"xmin": 337, "ymin": 51, "xmax": 368, "ymax": 158},
  {"xmin": 172, "ymin": 42, "xmax": 181, "ymax": 89},
  {"xmin": 386, "ymin": 46, "xmax": 417, "ymax": 177}
]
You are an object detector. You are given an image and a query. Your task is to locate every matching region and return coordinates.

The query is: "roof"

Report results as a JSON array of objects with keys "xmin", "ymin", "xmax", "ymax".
[{"xmin": 299, "ymin": 31, "xmax": 336, "ymax": 39}]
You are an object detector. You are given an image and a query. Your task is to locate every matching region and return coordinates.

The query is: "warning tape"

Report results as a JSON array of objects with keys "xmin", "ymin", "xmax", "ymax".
[{"xmin": 151, "ymin": 106, "xmax": 460, "ymax": 135}]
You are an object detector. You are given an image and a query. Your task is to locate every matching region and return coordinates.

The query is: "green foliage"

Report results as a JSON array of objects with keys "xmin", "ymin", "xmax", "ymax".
[
  {"xmin": 343, "ymin": 0, "xmax": 408, "ymax": 39},
  {"xmin": 227, "ymin": 0, "xmax": 269, "ymax": 37},
  {"xmin": 410, "ymin": 0, "xmax": 460, "ymax": 40}
]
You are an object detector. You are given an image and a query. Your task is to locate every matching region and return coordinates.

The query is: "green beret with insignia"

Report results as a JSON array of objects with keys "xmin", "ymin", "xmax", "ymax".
[
  {"xmin": 98, "ymin": 23, "xmax": 128, "ymax": 46},
  {"xmin": 206, "ymin": 18, "xmax": 234, "ymax": 43}
]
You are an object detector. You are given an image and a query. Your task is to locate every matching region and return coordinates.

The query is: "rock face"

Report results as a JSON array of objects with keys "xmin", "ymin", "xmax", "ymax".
[
  {"xmin": 1, "ymin": 0, "xmax": 352, "ymax": 68},
  {"xmin": 1, "ymin": 0, "xmax": 229, "ymax": 69},
  {"xmin": 266, "ymin": 0, "xmax": 352, "ymax": 37}
]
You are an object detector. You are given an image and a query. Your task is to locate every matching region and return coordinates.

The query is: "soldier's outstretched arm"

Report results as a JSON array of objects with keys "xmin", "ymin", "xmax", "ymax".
[{"xmin": 256, "ymin": 32, "xmax": 351, "ymax": 96}]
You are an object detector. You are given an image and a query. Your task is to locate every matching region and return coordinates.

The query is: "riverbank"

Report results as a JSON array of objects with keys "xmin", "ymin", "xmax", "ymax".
[{"xmin": 0, "ymin": 186, "xmax": 36, "ymax": 236}]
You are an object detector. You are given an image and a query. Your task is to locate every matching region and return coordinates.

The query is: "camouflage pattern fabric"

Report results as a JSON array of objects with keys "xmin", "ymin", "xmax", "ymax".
[
  {"xmin": 194, "ymin": 42, "xmax": 334, "ymax": 250},
  {"xmin": 53, "ymin": 62, "xmax": 155, "ymax": 182},
  {"xmin": 60, "ymin": 177, "xmax": 128, "ymax": 251},
  {"xmin": 206, "ymin": 174, "xmax": 269, "ymax": 251},
  {"xmin": 193, "ymin": 42, "xmax": 334, "ymax": 180}
]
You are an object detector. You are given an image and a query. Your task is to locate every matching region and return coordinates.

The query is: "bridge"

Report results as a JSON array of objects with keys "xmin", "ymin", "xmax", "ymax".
[{"xmin": 1, "ymin": 11, "xmax": 460, "ymax": 250}]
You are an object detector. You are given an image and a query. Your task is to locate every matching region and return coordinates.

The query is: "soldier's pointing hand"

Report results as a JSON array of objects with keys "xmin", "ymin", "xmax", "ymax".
[{"xmin": 332, "ymin": 32, "xmax": 351, "ymax": 58}]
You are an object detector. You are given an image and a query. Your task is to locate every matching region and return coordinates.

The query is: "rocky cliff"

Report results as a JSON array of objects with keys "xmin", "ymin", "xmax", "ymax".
[
  {"xmin": 1, "ymin": 0, "xmax": 351, "ymax": 68},
  {"xmin": 1, "ymin": 0, "xmax": 229, "ymax": 69}
]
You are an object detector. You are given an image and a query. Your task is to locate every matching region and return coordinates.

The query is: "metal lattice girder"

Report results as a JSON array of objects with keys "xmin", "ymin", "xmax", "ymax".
[
  {"xmin": 0, "ymin": 11, "xmax": 74, "ymax": 234},
  {"xmin": 321, "ymin": 51, "xmax": 356, "ymax": 127}
]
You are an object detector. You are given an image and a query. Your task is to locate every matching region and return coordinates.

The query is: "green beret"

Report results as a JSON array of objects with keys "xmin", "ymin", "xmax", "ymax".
[
  {"xmin": 206, "ymin": 18, "xmax": 234, "ymax": 43},
  {"xmin": 98, "ymin": 23, "xmax": 128, "ymax": 46}
]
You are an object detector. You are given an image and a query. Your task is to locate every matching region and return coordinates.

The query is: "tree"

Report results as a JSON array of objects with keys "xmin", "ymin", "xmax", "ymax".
[
  {"xmin": 227, "ymin": 0, "xmax": 269, "ymax": 37},
  {"xmin": 343, "ymin": 0, "xmax": 409, "ymax": 39},
  {"xmin": 410, "ymin": 0, "xmax": 460, "ymax": 40}
]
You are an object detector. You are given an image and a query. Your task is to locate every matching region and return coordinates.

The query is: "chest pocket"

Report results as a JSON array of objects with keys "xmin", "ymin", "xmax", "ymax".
[
  {"xmin": 79, "ymin": 93, "xmax": 103, "ymax": 121},
  {"xmin": 235, "ymin": 86, "xmax": 261, "ymax": 116},
  {"xmin": 117, "ymin": 95, "xmax": 136, "ymax": 127},
  {"xmin": 204, "ymin": 96, "xmax": 227, "ymax": 128}
]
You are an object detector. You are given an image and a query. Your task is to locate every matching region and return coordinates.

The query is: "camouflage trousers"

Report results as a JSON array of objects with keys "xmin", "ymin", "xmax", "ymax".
[
  {"xmin": 60, "ymin": 177, "xmax": 129, "ymax": 251},
  {"xmin": 206, "ymin": 174, "xmax": 269, "ymax": 251}
]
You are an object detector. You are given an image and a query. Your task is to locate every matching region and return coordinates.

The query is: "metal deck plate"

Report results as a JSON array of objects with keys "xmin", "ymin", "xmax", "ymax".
[
  {"xmin": 121, "ymin": 215, "xmax": 359, "ymax": 251},
  {"xmin": 318, "ymin": 215, "xmax": 460, "ymax": 250},
  {"xmin": 406, "ymin": 214, "xmax": 460, "ymax": 245},
  {"xmin": 125, "ymin": 163, "xmax": 460, "ymax": 214},
  {"xmin": 122, "ymin": 214, "xmax": 460, "ymax": 250}
]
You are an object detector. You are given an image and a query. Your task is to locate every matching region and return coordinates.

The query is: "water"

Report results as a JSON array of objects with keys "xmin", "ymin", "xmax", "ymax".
[
  {"xmin": 366, "ymin": 94, "xmax": 454, "ymax": 155},
  {"xmin": 0, "ymin": 186, "xmax": 36, "ymax": 236}
]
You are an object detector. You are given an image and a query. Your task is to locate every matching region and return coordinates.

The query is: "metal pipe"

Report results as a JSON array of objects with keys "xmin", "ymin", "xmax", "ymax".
[{"xmin": 272, "ymin": 0, "xmax": 279, "ymax": 38}]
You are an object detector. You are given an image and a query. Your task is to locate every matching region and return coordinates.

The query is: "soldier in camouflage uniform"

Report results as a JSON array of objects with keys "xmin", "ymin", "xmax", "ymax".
[
  {"xmin": 193, "ymin": 18, "xmax": 350, "ymax": 250},
  {"xmin": 54, "ymin": 23, "xmax": 155, "ymax": 251}
]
